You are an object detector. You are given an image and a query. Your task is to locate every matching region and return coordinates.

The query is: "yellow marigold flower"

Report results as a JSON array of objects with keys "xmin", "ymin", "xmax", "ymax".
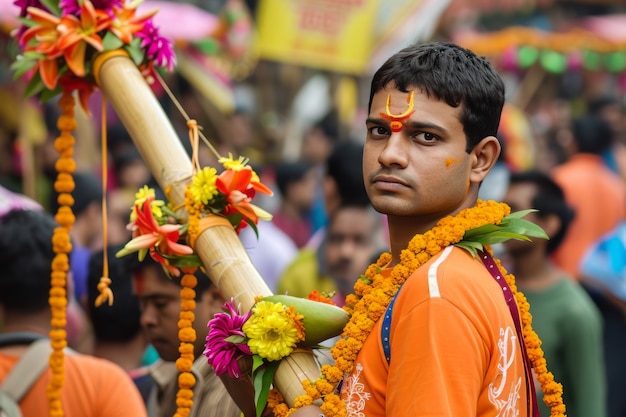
[
  {"xmin": 243, "ymin": 301, "xmax": 300, "ymax": 361},
  {"xmin": 188, "ymin": 166, "xmax": 219, "ymax": 205}
]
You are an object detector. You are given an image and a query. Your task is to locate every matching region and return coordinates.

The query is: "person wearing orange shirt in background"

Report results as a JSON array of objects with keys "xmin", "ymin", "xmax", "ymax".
[
  {"xmin": 0, "ymin": 208, "xmax": 147, "ymax": 417},
  {"xmin": 550, "ymin": 114, "xmax": 626, "ymax": 280}
]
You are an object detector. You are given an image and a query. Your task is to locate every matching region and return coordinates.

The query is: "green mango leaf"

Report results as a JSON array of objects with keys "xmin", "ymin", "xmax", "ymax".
[
  {"xmin": 251, "ymin": 354, "xmax": 264, "ymax": 374},
  {"xmin": 464, "ymin": 223, "xmax": 502, "ymax": 238},
  {"xmin": 501, "ymin": 218, "xmax": 548, "ymax": 239},
  {"xmin": 503, "ymin": 209, "xmax": 537, "ymax": 220},
  {"xmin": 475, "ymin": 231, "xmax": 531, "ymax": 246},
  {"xmin": 102, "ymin": 31, "xmax": 124, "ymax": 51},
  {"xmin": 456, "ymin": 240, "xmax": 485, "ymax": 258}
]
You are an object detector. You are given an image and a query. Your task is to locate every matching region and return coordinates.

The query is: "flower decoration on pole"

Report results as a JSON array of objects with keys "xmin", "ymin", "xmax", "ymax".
[
  {"xmin": 204, "ymin": 295, "xmax": 350, "ymax": 417},
  {"xmin": 116, "ymin": 154, "xmax": 274, "ymax": 276},
  {"xmin": 11, "ymin": 0, "xmax": 176, "ymax": 111},
  {"xmin": 11, "ymin": 2, "xmax": 177, "ymax": 415}
]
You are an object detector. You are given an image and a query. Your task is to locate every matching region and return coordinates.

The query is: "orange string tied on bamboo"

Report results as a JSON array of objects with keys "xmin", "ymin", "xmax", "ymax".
[
  {"xmin": 174, "ymin": 267, "xmax": 199, "ymax": 417},
  {"xmin": 48, "ymin": 87, "xmax": 78, "ymax": 417},
  {"xmin": 94, "ymin": 94, "xmax": 113, "ymax": 307}
]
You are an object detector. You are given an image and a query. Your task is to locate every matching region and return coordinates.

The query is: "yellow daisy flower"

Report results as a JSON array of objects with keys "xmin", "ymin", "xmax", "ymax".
[{"xmin": 188, "ymin": 166, "xmax": 219, "ymax": 205}]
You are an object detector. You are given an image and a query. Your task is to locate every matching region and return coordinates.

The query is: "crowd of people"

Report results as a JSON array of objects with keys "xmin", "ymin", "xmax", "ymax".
[{"xmin": 1, "ymin": 39, "xmax": 626, "ymax": 417}]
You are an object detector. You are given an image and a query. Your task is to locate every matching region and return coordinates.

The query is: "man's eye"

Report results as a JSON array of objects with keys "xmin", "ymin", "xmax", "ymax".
[
  {"xmin": 414, "ymin": 132, "xmax": 438, "ymax": 143},
  {"xmin": 368, "ymin": 126, "xmax": 389, "ymax": 137}
]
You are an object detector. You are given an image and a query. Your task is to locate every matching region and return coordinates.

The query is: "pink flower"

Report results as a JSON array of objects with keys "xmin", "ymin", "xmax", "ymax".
[
  {"xmin": 136, "ymin": 20, "xmax": 176, "ymax": 71},
  {"xmin": 204, "ymin": 300, "xmax": 252, "ymax": 378}
]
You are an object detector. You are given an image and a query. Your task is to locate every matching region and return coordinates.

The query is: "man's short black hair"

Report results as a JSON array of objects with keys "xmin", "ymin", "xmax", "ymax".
[
  {"xmin": 509, "ymin": 170, "xmax": 575, "ymax": 255},
  {"xmin": 369, "ymin": 41, "xmax": 505, "ymax": 152},
  {"xmin": 0, "ymin": 210, "xmax": 57, "ymax": 313}
]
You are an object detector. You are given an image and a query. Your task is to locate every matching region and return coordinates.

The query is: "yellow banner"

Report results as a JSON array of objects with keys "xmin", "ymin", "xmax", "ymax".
[{"xmin": 254, "ymin": 0, "xmax": 381, "ymax": 74}]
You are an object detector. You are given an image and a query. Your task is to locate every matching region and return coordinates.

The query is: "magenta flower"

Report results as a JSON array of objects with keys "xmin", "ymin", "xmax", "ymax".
[
  {"xmin": 204, "ymin": 299, "xmax": 252, "ymax": 378},
  {"xmin": 59, "ymin": 0, "xmax": 120, "ymax": 15},
  {"xmin": 136, "ymin": 20, "xmax": 176, "ymax": 71}
]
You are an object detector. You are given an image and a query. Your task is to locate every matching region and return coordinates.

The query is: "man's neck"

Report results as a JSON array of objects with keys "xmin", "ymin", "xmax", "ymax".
[{"xmin": 93, "ymin": 334, "xmax": 148, "ymax": 371}]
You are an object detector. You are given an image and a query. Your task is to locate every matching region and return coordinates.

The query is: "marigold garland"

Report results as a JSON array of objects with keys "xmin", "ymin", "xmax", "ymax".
[
  {"xmin": 174, "ymin": 267, "xmax": 198, "ymax": 417},
  {"xmin": 269, "ymin": 200, "xmax": 566, "ymax": 417},
  {"xmin": 48, "ymin": 89, "xmax": 77, "ymax": 417}
]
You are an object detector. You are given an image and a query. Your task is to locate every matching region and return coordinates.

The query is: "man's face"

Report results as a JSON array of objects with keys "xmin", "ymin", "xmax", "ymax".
[
  {"xmin": 135, "ymin": 266, "xmax": 182, "ymax": 361},
  {"xmin": 326, "ymin": 207, "xmax": 381, "ymax": 296},
  {"xmin": 363, "ymin": 86, "xmax": 474, "ymax": 222}
]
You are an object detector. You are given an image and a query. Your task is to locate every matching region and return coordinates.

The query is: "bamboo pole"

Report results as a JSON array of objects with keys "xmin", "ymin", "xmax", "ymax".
[{"xmin": 93, "ymin": 51, "xmax": 320, "ymax": 407}]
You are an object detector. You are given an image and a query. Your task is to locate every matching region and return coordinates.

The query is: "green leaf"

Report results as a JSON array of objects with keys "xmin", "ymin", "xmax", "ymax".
[
  {"xmin": 224, "ymin": 335, "xmax": 246, "ymax": 344},
  {"xmin": 503, "ymin": 209, "xmax": 537, "ymax": 220},
  {"xmin": 24, "ymin": 71, "xmax": 45, "ymax": 98},
  {"xmin": 158, "ymin": 252, "xmax": 203, "ymax": 268},
  {"xmin": 456, "ymin": 240, "xmax": 484, "ymax": 258},
  {"xmin": 464, "ymin": 223, "xmax": 502, "ymax": 238},
  {"xmin": 251, "ymin": 354, "xmax": 264, "ymax": 374},
  {"xmin": 102, "ymin": 31, "xmax": 124, "ymax": 51},
  {"xmin": 475, "ymin": 231, "xmax": 532, "ymax": 246},
  {"xmin": 40, "ymin": 85, "xmax": 63, "ymax": 102},
  {"xmin": 11, "ymin": 56, "xmax": 38, "ymax": 79},
  {"xmin": 501, "ymin": 218, "xmax": 548, "ymax": 239},
  {"xmin": 17, "ymin": 17, "xmax": 39, "ymax": 28},
  {"xmin": 39, "ymin": 0, "xmax": 61, "ymax": 16},
  {"xmin": 253, "ymin": 360, "xmax": 280, "ymax": 417},
  {"xmin": 125, "ymin": 38, "xmax": 145, "ymax": 66}
]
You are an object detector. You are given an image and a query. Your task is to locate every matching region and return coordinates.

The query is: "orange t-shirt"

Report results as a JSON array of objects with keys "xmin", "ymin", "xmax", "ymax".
[
  {"xmin": 552, "ymin": 154, "xmax": 626, "ymax": 278},
  {"xmin": 0, "ymin": 350, "xmax": 148, "ymax": 417},
  {"xmin": 342, "ymin": 246, "xmax": 531, "ymax": 416}
]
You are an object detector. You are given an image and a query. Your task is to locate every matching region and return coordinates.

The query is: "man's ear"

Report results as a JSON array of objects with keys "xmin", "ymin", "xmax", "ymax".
[{"xmin": 469, "ymin": 136, "xmax": 501, "ymax": 184}]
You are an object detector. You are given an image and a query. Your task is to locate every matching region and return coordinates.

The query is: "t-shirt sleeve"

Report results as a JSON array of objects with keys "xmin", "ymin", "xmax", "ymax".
[
  {"xmin": 386, "ymin": 297, "xmax": 488, "ymax": 416},
  {"xmin": 95, "ymin": 360, "xmax": 148, "ymax": 417}
]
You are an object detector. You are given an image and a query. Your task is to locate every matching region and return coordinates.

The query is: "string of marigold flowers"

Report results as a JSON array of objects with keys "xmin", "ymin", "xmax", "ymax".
[
  {"xmin": 174, "ymin": 266, "xmax": 198, "ymax": 417},
  {"xmin": 268, "ymin": 200, "xmax": 566, "ymax": 417},
  {"xmin": 48, "ymin": 89, "xmax": 78, "ymax": 417}
]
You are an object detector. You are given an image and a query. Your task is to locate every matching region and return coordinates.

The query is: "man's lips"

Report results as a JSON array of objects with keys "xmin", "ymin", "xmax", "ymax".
[{"xmin": 371, "ymin": 174, "xmax": 409, "ymax": 189}]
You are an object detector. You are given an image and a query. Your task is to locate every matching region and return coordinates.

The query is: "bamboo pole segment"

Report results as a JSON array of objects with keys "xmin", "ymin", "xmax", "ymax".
[{"xmin": 93, "ymin": 51, "xmax": 320, "ymax": 407}]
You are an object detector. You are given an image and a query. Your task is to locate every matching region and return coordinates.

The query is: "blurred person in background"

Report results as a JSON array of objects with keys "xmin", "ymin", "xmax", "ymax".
[
  {"xmin": 0, "ymin": 208, "xmax": 147, "ymax": 416},
  {"xmin": 503, "ymin": 170, "xmax": 606, "ymax": 417},
  {"xmin": 277, "ymin": 203, "xmax": 386, "ymax": 306},
  {"xmin": 550, "ymin": 114, "xmax": 626, "ymax": 279},
  {"xmin": 130, "ymin": 259, "xmax": 242, "ymax": 417},
  {"xmin": 271, "ymin": 160, "xmax": 317, "ymax": 248},
  {"xmin": 87, "ymin": 245, "xmax": 155, "ymax": 407}
]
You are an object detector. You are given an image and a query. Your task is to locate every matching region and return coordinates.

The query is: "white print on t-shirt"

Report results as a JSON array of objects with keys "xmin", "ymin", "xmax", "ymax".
[
  {"xmin": 343, "ymin": 363, "xmax": 371, "ymax": 417},
  {"xmin": 489, "ymin": 326, "xmax": 522, "ymax": 416}
]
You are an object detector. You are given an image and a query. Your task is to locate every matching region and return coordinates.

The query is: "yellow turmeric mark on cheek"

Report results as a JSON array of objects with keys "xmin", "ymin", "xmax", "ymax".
[{"xmin": 445, "ymin": 158, "xmax": 460, "ymax": 167}]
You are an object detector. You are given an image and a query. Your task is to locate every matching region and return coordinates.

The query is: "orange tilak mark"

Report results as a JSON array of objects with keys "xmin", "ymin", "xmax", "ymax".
[
  {"xmin": 446, "ymin": 158, "xmax": 460, "ymax": 167},
  {"xmin": 380, "ymin": 91, "xmax": 416, "ymax": 132}
]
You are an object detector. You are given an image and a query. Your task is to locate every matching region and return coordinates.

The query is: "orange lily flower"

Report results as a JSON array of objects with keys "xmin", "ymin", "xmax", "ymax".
[
  {"xmin": 116, "ymin": 195, "xmax": 193, "ymax": 264},
  {"xmin": 56, "ymin": 0, "xmax": 111, "ymax": 77},
  {"xmin": 110, "ymin": 5, "xmax": 157, "ymax": 44},
  {"xmin": 21, "ymin": 7, "xmax": 63, "ymax": 56},
  {"xmin": 20, "ymin": 7, "xmax": 64, "ymax": 89},
  {"xmin": 216, "ymin": 169, "xmax": 272, "ymax": 225}
]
